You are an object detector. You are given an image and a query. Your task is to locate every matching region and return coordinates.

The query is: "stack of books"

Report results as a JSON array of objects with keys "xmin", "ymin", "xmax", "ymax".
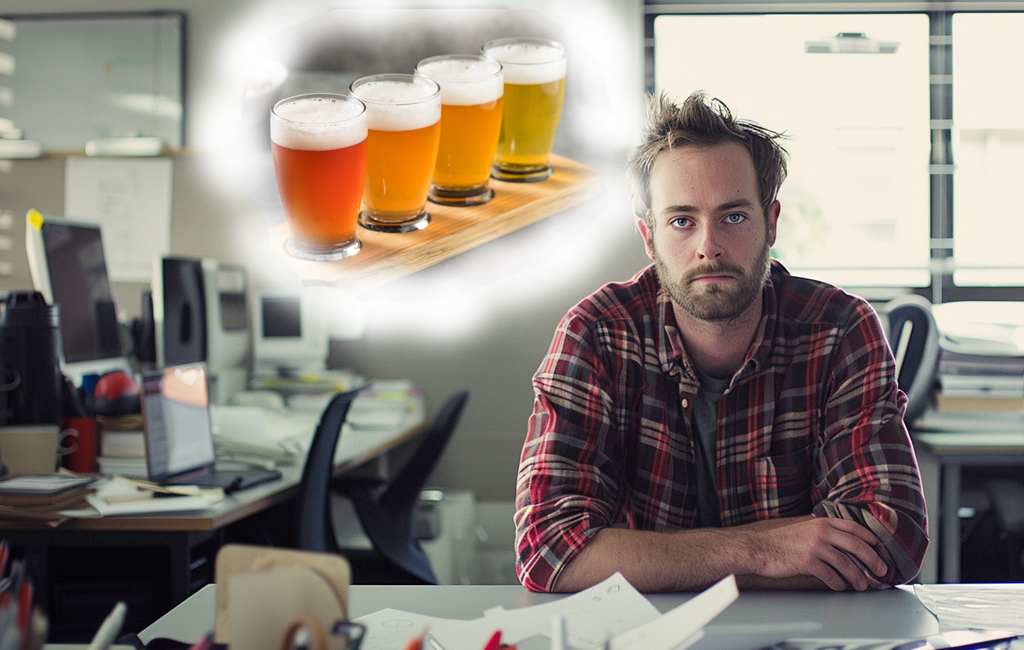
[
  {"xmin": 932, "ymin": 302, "xmax": 1024, "ymax": 414},
  {"xmin": 95, "ymin": 414, "xmax": 148, "ymax": 479},
  {"xmin": 0, "ymin": 474, "xmax": 95, "ymax": 527}
]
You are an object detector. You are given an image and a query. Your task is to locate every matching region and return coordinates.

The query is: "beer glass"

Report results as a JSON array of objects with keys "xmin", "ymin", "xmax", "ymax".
[
  {"xmin": 271, "ymin": 93, "xmax": 367, "ymax": 261},
  {"xmin": 481, "ymin": 37, "xmax": 566, "ymax": 183},
  {"xmin": 415, "ymin": 54, "xmax": 504, "ymax": 206},
  {"xmin": 350, "ymin": 74, "xmax": 441, "ymax": 233}
]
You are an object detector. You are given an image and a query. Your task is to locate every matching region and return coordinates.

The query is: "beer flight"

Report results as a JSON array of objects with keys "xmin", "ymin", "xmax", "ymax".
[{"xmin": 269, "ymin": 37, "xmax": 568, "ymax": 262}]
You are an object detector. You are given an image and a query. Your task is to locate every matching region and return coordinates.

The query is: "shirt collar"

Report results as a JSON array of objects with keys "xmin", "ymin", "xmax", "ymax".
[{"xmin": 655, "ymin": 260, "xmax": 784, "ymax": 386}]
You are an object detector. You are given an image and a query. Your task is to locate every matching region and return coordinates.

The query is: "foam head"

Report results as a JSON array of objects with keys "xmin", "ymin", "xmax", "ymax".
[
  {"xmin": 482, "ymin": 38, "xmax": 567, "ymax": 86},
  {"xmin": 350, "ymin": 74, "xmax": 442, "ymax": 132},
  {"xmin": 416, "ymin": 55, "xmax": 504, "ymax": 106},
  {"xmin": 270, "ymin": 94, "xmax": 367, "ymax": 151}
]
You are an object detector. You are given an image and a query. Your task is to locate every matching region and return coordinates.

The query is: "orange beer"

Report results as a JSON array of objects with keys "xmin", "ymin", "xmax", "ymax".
[
  {"xmin": 415, "ymin": 55, "xmax": 504, "ymax": 206},
  {"xmin": 350, "ymin": 74, "xmax": 441, "ymax": 232},
  {"xmin": 270, "ymin": 93, "xmax": 367, "ymax": 260}
]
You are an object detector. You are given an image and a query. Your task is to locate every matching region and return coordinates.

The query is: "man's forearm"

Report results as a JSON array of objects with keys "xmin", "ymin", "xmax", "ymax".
[
  {"xmin": 552, "ymin": 515, "xmax": 888, "ymax": 593},
  {"xmin": 553, "ymin": 525, "xmax": 757, "ymax": 593}
]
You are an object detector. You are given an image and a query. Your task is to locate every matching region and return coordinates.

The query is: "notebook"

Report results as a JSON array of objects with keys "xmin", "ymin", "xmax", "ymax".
[{"xmin": 141, "ymin": 364, "xmax": 281, "ymax": 493}]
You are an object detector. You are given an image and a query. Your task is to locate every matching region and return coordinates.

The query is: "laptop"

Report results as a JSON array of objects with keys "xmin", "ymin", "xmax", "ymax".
[{"xmin": 141, "ymin": 364, "xmax": 282, "ymax": 493}]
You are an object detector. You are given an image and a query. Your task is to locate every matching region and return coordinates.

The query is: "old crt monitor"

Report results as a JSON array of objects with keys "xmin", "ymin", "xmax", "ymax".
[
  {"xmin": 152, "ymin": 257, "xmax": 250, "ymax": 404},
  {"xmin": 25, "ymin": 210, "xmax": 131, "ymax": 384},
  {"xmin": 252, "ymin": 288, "xmax": 328, "ymax": 373}
]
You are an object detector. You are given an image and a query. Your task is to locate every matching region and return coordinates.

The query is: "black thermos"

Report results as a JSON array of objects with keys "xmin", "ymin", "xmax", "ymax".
[{"xmin": 0, "ymin": 291, "xmax": 64, "ymax": 426}]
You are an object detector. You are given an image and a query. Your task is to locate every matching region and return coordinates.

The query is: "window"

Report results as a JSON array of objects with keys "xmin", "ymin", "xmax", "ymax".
[{"xmin": 646, "ymin": 4, "xmax": 1024, "ymax": 299}]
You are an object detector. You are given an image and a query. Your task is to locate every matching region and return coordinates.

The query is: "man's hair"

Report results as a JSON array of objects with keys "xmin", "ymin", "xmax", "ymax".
[{"xmin": 626, "ymin": 91, "xmax": 788, "ymax": 228}]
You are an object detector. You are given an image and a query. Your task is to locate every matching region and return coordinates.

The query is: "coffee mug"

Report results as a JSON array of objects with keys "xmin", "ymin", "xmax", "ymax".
[{"xmin": 0, "ymin": 424, "xmax": 78, "ymax": 476}]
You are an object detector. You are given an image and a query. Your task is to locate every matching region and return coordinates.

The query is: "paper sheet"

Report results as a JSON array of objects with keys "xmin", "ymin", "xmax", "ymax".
[
  {"xmin": 608, "ymin": 575, "xmax": 737, "ymax": 650},
  {"xmin": 483, "ymin": 572, "xmax": 660, "ymax": 647},
  {"xmin": 64, "ymin": 156, "xmax": 173, "ymax": 282},
  {"xmin": 354, "ymin": 608, "xmax": 497, "ymax": 650},
  {"xmin": 912, "ymin": 584, "xmax": 1024, "ymax": 634}
]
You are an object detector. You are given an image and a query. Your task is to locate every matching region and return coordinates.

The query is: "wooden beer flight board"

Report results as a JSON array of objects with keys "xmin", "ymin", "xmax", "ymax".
[{"xmin": 267, "ymin": 154, "xmax": 602, "ymax": 294}]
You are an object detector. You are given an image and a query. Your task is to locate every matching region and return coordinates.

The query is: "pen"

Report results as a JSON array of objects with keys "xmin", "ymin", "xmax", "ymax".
[
  {"xmin": 87, "ymin": 601, "xmax": 127, "ymax": 650},
  {"xmin": 483, "ymin": 630, "xmax": 502, "ymax": 650},
  {"xmin": 550, "ymin": 616, "xmax": 567, "ymax": 650}
]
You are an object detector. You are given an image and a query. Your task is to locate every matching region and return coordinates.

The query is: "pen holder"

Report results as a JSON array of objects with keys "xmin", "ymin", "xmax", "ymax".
[{"xmin": 214, "ymin": 545, "xmax": 356, "ymax": 650}]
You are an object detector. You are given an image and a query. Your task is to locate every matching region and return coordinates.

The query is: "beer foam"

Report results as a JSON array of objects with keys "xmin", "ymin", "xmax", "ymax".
[
  {"xmin": 484, "ymin": 43, "xmax": 567, "ymax": 85},
  {"xmin": 417, "ymin": 59, "xmax": 504, "ymax": 106},
  {"xmin": 271, "ymin": 97, "xmax": 367, "ymax": 151},
  {"xmin": 355, "ymin": 81, "xmax": 441, "ymax": 131}
]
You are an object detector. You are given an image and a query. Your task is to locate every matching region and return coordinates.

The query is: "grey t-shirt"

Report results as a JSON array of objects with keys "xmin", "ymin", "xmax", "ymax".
[{"xmin": 692, "ymin": 367, "xmax": 729, "ymax": 527}]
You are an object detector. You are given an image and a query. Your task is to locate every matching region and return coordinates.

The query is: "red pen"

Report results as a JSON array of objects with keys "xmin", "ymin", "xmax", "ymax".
[
  {"xmin": 404, "ymin": 628, "xmax": 428, "ymax": 650},
  {"xmin": 16, "ymin": 579, "xmax": 32, "ymax": 631},
  {"xmin": 483, "ymin": 630, "xmax": 502, "ymax": 650}
]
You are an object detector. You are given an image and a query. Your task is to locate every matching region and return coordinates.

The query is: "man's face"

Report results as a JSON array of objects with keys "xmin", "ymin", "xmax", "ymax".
[{"xmin": 638, "ymin": 141, "xmax": 780, "ymax": 323}]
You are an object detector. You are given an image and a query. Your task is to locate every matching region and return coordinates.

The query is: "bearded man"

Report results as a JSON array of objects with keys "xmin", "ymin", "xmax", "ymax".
[{"xmin": 514, "ymin": 92, "xmax": 928, "ymax": 593}]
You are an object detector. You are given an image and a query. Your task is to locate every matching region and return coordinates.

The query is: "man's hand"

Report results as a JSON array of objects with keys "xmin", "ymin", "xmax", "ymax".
[{"xmin": 741, "ymin": 516, "xmax": 888, "ymax": 591}]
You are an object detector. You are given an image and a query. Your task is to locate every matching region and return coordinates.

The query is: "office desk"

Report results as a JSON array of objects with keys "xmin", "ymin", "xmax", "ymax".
[
  {"xmin": 913, "ymin": 410, "xmax": 1024, "ymax": 584},
  {"xmin": 140, "ymin": 583, "xmax": 942, "ymax": 645},
  {"xmin": 1, "ymin": 416, "xmax": 425, "ymax": 641}
]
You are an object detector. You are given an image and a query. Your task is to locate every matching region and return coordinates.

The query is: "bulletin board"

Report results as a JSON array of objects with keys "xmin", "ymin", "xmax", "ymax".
[{"xmin": 0, "ymin": 12, "xmax": 185, "ymax": 152}]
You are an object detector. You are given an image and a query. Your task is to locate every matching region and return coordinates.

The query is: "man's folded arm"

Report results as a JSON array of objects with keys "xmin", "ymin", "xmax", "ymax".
[{"xmin": 813, "ymin": 301, "xmax": 930, "ymax": 585}]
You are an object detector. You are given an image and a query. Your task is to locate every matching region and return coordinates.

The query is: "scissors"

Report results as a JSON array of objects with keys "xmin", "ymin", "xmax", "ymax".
[{"xmin": 280, "ymin": 618, "xmax": 366, "ymax": 650}]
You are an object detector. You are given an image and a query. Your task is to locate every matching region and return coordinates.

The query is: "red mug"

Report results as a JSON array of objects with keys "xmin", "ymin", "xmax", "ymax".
[{"xmin": 62, "ymin": 416, "xmax": 97, "ymax": 474}]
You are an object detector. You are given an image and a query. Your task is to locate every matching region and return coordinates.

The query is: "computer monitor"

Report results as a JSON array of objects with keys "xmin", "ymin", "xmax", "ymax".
[
  {"xmin": 251, "ymin": 288, "xmax": 329, "ymax": 374},
  {"xmin": 152, "ymin": 257, "xmax": 250, "ymax": 404},
  {"xmin": 25, "ymin": 210, "xmax": 132, "ymax": 384}
]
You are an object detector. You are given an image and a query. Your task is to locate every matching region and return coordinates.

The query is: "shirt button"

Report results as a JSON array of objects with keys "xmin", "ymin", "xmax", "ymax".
[{"xmin": 681, "ymin": 398, "xmax": 689, "ymax": 409}]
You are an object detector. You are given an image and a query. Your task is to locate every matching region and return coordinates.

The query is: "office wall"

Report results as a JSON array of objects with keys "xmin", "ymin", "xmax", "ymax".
[{"xmin": 0, "ymin": 0, "xmax": 649, "ymax": 499}]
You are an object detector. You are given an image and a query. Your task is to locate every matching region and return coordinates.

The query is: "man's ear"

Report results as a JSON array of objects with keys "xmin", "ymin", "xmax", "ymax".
[
  {"xmin": 637, "ymin": 217, "xmax": 656, "ymax": 261},
  {"xmin": 767, "ymin": 200, "xmax": 781, "ymax": 247}
]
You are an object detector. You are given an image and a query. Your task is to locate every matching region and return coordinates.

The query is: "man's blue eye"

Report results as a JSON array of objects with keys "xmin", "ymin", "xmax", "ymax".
[{"xmin": 725, "ymin": 213, "xmax": 745, "ymax": 223}]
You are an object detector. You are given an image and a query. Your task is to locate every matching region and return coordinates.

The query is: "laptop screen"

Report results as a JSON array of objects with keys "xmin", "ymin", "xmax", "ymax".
[{"xmin": 142, "ymin": 364, "xmax": 217, "ymax": 480}]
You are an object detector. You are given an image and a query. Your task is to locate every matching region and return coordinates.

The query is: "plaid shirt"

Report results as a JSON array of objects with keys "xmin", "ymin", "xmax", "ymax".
[{"xmin": 516, "ymin": 262, "xmax": 928, "ymax": 592}]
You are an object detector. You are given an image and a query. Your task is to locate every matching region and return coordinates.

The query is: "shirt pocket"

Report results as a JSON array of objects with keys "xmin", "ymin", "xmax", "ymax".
[{"xmin": 754, "ymin": 445, "xmax": 813, "ymax": 518}]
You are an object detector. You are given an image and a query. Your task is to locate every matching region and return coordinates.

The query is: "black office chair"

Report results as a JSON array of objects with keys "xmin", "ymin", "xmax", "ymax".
[
  {"xmin": 296, "ymin": 388, "xmax": 362, "ymax": 553},
  {"xmin": 333, "ymin": 389, "xmax": 470, "ymax": 585},
  {"xmin": 885, "ymin": 295, "xmax": 940, "ymax": 430},
  {"xmin": 985, "ymin": 478, "xmax": 1024, "ymax": 580}
]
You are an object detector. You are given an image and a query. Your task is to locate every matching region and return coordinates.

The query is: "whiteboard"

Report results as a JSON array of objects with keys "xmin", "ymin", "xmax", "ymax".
[{"xmin": 1, "ymin": 12, "xmax": 184, "ymax": 152}]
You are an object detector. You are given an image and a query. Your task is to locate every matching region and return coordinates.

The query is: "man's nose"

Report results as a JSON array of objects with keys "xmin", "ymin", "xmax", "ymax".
[{"xmin": 695, "ymin": 224, "xmax": 724, "ymax": 260}]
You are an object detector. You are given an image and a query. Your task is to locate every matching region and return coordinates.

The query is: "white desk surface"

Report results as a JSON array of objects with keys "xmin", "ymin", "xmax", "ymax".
[{"xmin": 140, "ymin": 583, "xmax": 942, "ymax": 645}]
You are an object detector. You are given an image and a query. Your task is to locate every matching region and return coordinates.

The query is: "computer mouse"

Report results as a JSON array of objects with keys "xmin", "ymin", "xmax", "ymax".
[{"xmin": 93, "ymin": 370, "xmax": 141, "ymax": 415}]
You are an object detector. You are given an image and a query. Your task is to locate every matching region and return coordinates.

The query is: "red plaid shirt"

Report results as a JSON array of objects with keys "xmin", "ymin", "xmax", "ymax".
[{"xmin": 516, "ymin": 262, "xmax": 928, "ymax": 592}]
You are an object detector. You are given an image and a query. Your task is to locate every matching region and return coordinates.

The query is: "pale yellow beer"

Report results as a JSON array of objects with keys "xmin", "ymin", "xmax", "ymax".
[
  {"xmin": 415, "ymin": 54, "xmax": 504, "ymax": 206},
  {"xmin": 481, "ymin": 38, "xmax": 566, "ymax": 182},
  {"xmin": 350, "ymin": 74, "xmax": 441, "ymax": 233}
]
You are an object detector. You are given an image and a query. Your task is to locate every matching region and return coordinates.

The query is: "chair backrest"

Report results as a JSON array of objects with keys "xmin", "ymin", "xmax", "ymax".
[
  {"xmin": 380, "ymin": 389, "xmax": 470, "ymax": 514},
  {"xmin": 885, "ymin": 295, "xmax": 940, "ymax": 428},
  {"xmin": 296, "ymin": 388, "xmax": 361, "ymax": 553}
]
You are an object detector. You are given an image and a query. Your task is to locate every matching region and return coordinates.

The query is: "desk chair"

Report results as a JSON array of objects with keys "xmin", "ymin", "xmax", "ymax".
[
  {"xmin": 296, "ymin": 388, "xmax": 361, "ymax": 552},
  {"xmin": 334, "ymin": 389, "xmax": 470, "ymax": 585},
  {"xmin": 985, "ymin": 478, "xmax": 1024, "ymax": 580},
  {"xmin": 885, "ymin": 295, "xmax": 940, "ymax": 430}
]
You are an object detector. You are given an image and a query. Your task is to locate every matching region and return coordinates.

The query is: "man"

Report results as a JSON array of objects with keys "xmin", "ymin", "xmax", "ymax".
[{"xmin": 515, "ymin": 92, "xmax": 928, "ymax": 593}]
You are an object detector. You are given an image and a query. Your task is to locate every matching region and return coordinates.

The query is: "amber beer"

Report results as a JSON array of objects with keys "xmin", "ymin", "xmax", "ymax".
[
  {"xmin": 415, "ymin": 55, "xmax": 504, "ymax": 206},
  {"xmin": 350, "ymin": 74, "xmax": 441, "ymax": 232},
  {"xmin": 270, "ymin": 93, "xmax": 367, "ymax": 260},
  {"xmin": 481, "ymin": 38, "xmax": 566, "ymax": 182}
]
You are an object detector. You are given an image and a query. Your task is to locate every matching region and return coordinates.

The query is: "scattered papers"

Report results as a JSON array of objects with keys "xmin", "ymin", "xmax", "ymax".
[
  {"xmin": 608, "ymin": 575, "xmax": 737, "ymax": 650},
  {"xmin": 356, "ymin": 609, "xmax": 498, "ymax": 650},
  {"xmin": 912, "ymin": 584, "xmax": 1024, "ymax": 634},
  {"xmin": 354, "ymin": 573, "xmax": 738, "ymax": 650},
  {"xmin": 73, "ymin": 477, "xmax": 224, "ymax": 516},
  {"xmin": 483, "ymin": 572, "xmax": 660, "ymax": 647}
]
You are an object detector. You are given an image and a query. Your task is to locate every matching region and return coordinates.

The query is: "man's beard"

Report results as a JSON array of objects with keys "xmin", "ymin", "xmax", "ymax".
[{"xmin": 653, "ymin": 239, "xmax": 771, "ymax": 323}]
